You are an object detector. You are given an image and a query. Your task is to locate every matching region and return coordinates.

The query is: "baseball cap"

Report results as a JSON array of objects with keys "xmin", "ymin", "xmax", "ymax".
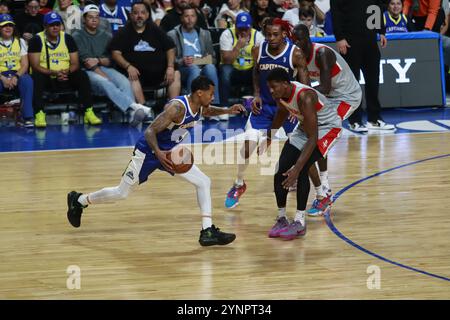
[
  {"xmin": 0, "ymin": 14, "xmax": 14, "ymax": 27},
  {"xmin": 44, "ymin": 11, "xmax": 63, "ymax": 25},
  {"xmin": 236, "ymin": 12, "xmax": 252, "ymax": 29},
  {"xmin": 83, "ymin": 4, "xmax": 100, "ymax": 15}
]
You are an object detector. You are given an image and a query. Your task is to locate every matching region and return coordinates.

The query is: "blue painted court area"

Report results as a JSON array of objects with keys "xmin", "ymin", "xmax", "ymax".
[{"xmin": 0, "ymin": 107, "xmax": 449, "ymax": 153}]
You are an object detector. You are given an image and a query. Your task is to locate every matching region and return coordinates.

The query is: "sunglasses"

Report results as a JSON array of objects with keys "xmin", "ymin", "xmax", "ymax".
[{"xmin": 1, "ymin": 23, "xmax": 14, "ymax": 28}]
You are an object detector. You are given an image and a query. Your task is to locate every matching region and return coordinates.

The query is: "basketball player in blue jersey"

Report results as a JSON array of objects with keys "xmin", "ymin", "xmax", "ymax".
[
  {"xmin": 67, "ymin": 76, "xmax": 246, "ymax": 246},
  {"xmin": 224, "ymin": 17, "xmax": 311, "ymax": 209},
  {"xmin": 293, "ymin": 24, "xmax": 362, "ymax": 216}
]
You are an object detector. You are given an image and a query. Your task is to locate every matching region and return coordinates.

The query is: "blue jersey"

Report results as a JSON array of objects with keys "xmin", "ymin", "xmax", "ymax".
[
  {"xmin": 136, "ymin": 95, "xmax": 201, "ymax": 153},
  {"xmin": 384, "ymin": 12, "xmax": 408, "ymax": 33},
  {"xmin": 99, "ymin": 3, "xmax": 129, "ymax": 34},
  {"xmin": 257, "ymin": 40, "xmax": 296, "ymax": 106}
]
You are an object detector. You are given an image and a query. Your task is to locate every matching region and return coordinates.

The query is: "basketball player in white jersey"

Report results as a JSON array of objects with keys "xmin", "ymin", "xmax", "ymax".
[
  {"xmin": 260, "ymin": 68, "xmax": 342, "ymax": 240},
  {"xmin": 293, "ymin": 24, "xmax": 362, "ymax": 216},
  {"xmin": 67, "ymin": 76, "xmax": 245, "ymax": 246}
]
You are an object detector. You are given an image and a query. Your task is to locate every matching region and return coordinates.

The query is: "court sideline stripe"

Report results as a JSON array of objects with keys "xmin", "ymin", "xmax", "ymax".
[{"xmin": 324, "ymin": 153, "xmax": 450, "ymax": 282}]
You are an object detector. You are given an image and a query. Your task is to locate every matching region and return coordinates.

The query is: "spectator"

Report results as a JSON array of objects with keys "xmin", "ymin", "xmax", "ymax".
[
  {"xmin": 283, "ymin": 0, "xmax": 325, "ymax": 26},
  {"xmin": 201, "ymin": 0, "xmax": 226, "ymax": 27},
  {"xmin": 110, "ymin": 2, "xmax": 181, "ymax": 105},
  {"xmin": 331, "ymin": 0, "xmax": 395, "ymax": 131},
  {"xmin": 250, "ymin": 0, "xmax": 279, "ymax": 31},
  {"xmin": 160, "ymin": 0, "xmax": 207, "ymax": 32},
  {"xmin": 99, "ymin": 0, "xmax": 129, "ymax": 34},
  {"xmin": 167, "ymin": 5, "xmax": 220, "ymax": 105},
  {"xmin": 39, "ymin": 0, "xmax": 52, "ymax": 15},
  {"xmin": 403, "ymin": 0, "xmax": 445, "ymax": 32},
  {"xmin": 143, "ymin": 0, "xmax": 166, "ymax": 25},
  {"xmin": 242, "ymin": 0, "xmax": 251, "ymax": 11},
  {"xmin": 384, "ymin": 0, "xmax": 409, "ymax": 33},
  {"xmin": 72, "ymin": 4, "xmax": 151, "ymax": 124},
  {"xmin": 219, "ymin": 12, "xmax": 264, "ymax": 107},
  {"xmin": 0, "ymin": 14, "xmax": 35, "ymax": 128},
  {"xmin": 273, "ymin": 0, "xmax": 297, "ymax": 16},
  {"xmin": 0, "ymin": 0, "xmax": 11, "ymax": 14},
  {"xmin": 215, "ymin": 0, "xmax": 247, "ymax": 29},
  {"xmin": 300, "ymin": 7, "xmax": 324, "ymax": 36},
  {"xmin": 189, "ymin": 0, "xmax": 211, "ymax": 28},
  {"xmin": 15, "ymin": 0, "xmax": 44, "ymax": 42},
  {"xmin": 54, "ymin": 0, "xmax": 82, "ymax": 34},
  {"xmin": 28, "ymin": 11, "xmax": 102, "ymax": 128}
]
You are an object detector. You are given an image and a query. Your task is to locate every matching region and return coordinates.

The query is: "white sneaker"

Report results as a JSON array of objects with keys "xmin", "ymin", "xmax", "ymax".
[
  {"xmin": 349, "ymin": 123, "xmax": 368, "ymax": 133},
  {"xmin": 218, "ymin": 113, "xmax": 229, "ymax": 121},
  {"xmin": 366, "ymin": 120, "xmax": 396, "ymax": 130}
]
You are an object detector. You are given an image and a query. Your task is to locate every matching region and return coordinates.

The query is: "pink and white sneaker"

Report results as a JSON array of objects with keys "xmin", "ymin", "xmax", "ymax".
[{"xmin": 268, "ymin": 216, "xmax": 290, "ymax": 238}]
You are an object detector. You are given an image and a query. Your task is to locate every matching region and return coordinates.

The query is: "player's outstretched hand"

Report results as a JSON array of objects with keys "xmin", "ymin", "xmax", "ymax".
[
  {"xmin": 228, "ymin": 104, "xmax": 246, "ymax": 114},
  {"xmin": 282, "ymin": 166, "xmax": 300, "ymax": 189},
  {"xmin": 251, "ymin": 96, "xmax": 262, "ymax": 115},
  {"xmin": 156, "ymin": 151, "xmax": 175, "ymax": 173}
]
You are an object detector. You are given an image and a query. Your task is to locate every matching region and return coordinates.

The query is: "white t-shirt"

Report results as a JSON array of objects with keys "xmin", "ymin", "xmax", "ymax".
[
  {"xmin": 282, "ymin": 8, "xmax": 300, "ymax": 26},
  {"xmin": 151, "ymin": 7, "xmax": 166, "ymax": 22},
  {"xmin": 219, "ymin": 29, "xmax": 264, "ymax": 51},
  {"xmin": 214, "ymin": 4, "xmax": 247, "ymax": 28},
  {"xmin": 0, "ymin": 38, "xmax": 28, "ymax": 56},
  {"xmin": 443, "ymin": 0, "xmax": 449, "ymax": 15},
  {"xmin": 315, "ymin": 0, "xmax": 330, "ymax": 14}
]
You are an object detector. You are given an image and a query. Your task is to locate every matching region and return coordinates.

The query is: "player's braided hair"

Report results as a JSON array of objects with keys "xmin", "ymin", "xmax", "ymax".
[{"xmin": 262, "ymin": 17, "xmax": 294, "ymax": 41}]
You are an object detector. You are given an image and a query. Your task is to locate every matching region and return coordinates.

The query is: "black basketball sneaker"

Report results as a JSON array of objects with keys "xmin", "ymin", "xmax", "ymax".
[
  {"xmin": 199, "ymin": 225, "xmax": 236, "ymax": 246},
  {"xmin": 67, "ymin": 191, "xmax": 87, "ymax": 228}
]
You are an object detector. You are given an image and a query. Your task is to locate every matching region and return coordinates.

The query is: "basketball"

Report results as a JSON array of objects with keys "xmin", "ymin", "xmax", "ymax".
[{"xmin": 164, "ymin": 146, "xmax": 194, "ymax": 174}]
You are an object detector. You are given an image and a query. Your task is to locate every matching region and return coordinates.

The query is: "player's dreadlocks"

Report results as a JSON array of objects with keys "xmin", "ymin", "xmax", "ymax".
[{"xmin": 262, "ymin": 17, "xmax": 294, "ymax": 41}]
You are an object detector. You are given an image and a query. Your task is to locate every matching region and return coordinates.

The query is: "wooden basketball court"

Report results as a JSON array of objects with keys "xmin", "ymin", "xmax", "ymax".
[{"xmin": 0, "ymin": 132, "xmax": 449, "ymax": 299}]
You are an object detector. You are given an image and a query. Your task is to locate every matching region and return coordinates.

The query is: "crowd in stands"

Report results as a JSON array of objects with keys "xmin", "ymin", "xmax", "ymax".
[{"xmin": 1, "ymin": 0, "xmax": 450, "ymax": 128}]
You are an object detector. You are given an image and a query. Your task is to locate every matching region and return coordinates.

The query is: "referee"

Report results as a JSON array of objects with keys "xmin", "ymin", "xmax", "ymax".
[{"xmin": 331, "ymin": 0, "xmax": 395, "ymax": 132}]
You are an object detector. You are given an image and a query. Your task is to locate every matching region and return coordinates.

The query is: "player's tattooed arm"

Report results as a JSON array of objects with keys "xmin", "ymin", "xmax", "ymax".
[
  {"xmin": 144, "ymin": 101, "xmax": 185, "ymax": 156},
  {"xmin": 202, "ymin": 104, "xmax": 246, "ymax": 117},
  {"xmin": 314, "ymin": 47, "xmax": 336, "ymax": 95},
  {"xmin": 282, "ymin": 90, "xmax": 318, "ymax": 188},
  {"xmin": 293, "ymin": 47, "xmax": 311, "ymax": 86}
]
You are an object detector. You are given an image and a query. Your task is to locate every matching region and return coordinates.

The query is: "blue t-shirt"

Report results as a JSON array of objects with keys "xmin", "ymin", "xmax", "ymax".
[{"xmin": 182, "ymin": 29, "xmax": 201, "ymax": 57}]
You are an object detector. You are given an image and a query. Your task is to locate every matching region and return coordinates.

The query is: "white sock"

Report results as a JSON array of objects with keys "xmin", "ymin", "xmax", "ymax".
[
  {"xmin": 278, "ymin": 207, "xmax": 286, "ymax": 218},
  {"xmin": 202, "ymin": 214, "xmax": 212, "ymax": 230},
  {"xmin": 129, "ymin": 103, "xmax": 151, "ymax": 115},
  {"xmin": 78, "ymin": 194, "xmax": 89, "ymax": 206},
  {"xmin": 235, "ymin": 178, "xmax": 244, "ymax": 186},
  {"xmin": 294, "ymin": 210, "xmax": 305, "ymax": 225},
  {"xmin": 315, "ymin": 185, "xmax": 326, "ymax": 199},
  {"xmin": 236, "ymin": 163, "xmax": 248, "ymax": 185},
  {"xmin": 320, "ymin": 171, "xmax": 330, "ymax": 190}
]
